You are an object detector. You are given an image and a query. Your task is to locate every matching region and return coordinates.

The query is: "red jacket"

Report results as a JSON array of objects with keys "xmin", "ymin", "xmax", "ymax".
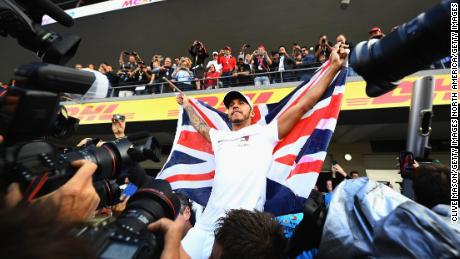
[
  {"xmin": 217, "ymin": 55, "xmax": 236, "ymax": 73},
  {"xmin": 204, "ymin": 71, "xmax": 221, "ymax": 89}
]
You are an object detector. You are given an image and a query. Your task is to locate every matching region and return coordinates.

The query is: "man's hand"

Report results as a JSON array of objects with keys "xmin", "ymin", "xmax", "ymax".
[
  {"xmin": 277, "ymin": 43, "xmax": 347, "ymax": 140},
  {"xmin": 329, "ymin": 42, "xmax": 349, "ymax": 69},
  {"xmin": 112, "ymin": 119, "xmax": 126, "ymax": 139},
  {"xmin": 176, "ymin": 93, "xmax": 189, "ymax": 106},
  {"xmin": 37, "ymin": 160, "xmax": 100, "ymax": 222},
  {"xmin": 148, "ymin": 218, "xmax": 190, "ymax": 259},
  {"xmin": 332, "ymin": 163, "xmax": 347, "ymax": 177}
]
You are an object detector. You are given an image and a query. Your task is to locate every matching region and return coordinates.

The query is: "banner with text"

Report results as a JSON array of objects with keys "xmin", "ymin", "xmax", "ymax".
[
  {"xmin": 65, "ymin": 74, "xmax": 451, "ymax": 125},
  {"xmin": 42, "ymin": 0, "xmax": 163, "ymax": 25}
]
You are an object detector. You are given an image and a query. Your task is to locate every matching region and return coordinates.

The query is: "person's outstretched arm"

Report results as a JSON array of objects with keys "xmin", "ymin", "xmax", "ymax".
[
  {"xmin": 177, "ymin": 93, "xmax": 211, "ymax": 142},
  {"xmin": 277, "ymin": 43, "xmax": 349, "ymax": 139}
]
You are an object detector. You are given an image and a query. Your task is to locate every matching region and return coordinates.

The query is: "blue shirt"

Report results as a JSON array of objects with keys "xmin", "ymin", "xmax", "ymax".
[{"xmin": 276, "ymin": 213, "xmax": 319, "ymax": 259}]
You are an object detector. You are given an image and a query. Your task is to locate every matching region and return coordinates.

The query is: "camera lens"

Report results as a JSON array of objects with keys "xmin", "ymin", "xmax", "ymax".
[
  {"xmin": 60, "ymin": 138, "xmax": 134, "ymax": 181},
  {"xmin": 112, "ymin": 179, "xmax": 180, "ymax": 234},
  {"xmin": 349, "ymin": 0, "xmax": 450, "ymax": 97},
  {"xmin": 94, "ymin": 179, "xmax": 121, "ymax": 209}
]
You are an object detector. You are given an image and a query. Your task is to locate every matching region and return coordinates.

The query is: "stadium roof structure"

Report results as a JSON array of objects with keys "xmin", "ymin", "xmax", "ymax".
[{"xmin": 0, "ymin": 0, "xmax": 440, "ymax": 80}]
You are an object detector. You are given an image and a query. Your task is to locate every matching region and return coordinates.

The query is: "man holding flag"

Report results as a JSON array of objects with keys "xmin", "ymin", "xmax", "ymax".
[{"xmin": 156, "ymin": 42, "xmax": 349, "ymax": 259}]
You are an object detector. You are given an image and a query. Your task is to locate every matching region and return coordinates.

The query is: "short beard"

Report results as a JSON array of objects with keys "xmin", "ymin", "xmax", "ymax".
[{"xmin": 230, "ymin": 112, "xmax": 251, "ymax": 124}]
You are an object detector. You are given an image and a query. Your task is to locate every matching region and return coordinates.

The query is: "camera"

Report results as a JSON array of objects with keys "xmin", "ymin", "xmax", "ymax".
[
  {"xmin": 124, "ymin": 51, "xmax": 138, "ymax": 56},
  {"xmin": 79, "ymin": 179, "xmax": 180, "ymax": 259},
  {"xmin": 399, "ymin": 151, "xmax": 415, "ymax": 179},
  {"xmin": 349, "ymin": 0, "xmax": 451, "ymax": 97},
  {"xmin": 321, "ymin": 38, "xmax": 326, "ymax": 44},
  {"xmin": 0, "ymin": 0, "xmax": 80, "ymax": 65},
  {"xmin": 112, "ymin": 114, "xmax": 126, "ymax": 122},
  {"xmin": 2, "ymin": 134, "xmax": 161, "ymax": 204},
  {"xmin": 0, "ymin": 1, "xmax": 178, "ymax": 258}
]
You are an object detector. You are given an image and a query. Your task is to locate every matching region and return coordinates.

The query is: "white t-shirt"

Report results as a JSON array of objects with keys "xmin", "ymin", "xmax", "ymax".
[
  {"xmin": 279, "ymin": 55, "xmax": 285, "ymax": 71},
  {"xmin": 206, "ymin": 60, "xmax": 222, "ymax": 73},
  {"xmin": 182, "ymin": 122, "xmax": 279, "ymax": 258},
  {"xmin": 197, "ymin": 121, "xmax": 279, "ymax": 230}
]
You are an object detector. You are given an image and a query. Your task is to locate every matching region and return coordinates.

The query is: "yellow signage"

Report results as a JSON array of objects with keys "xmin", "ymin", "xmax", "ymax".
[{"xmin": 65, "ymin": 74, "xmax": 452, "ymax": 125}]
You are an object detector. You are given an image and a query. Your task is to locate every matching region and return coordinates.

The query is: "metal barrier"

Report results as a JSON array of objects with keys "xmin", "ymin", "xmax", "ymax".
[{"xmin": 109, "ymin": 66, "xmax": 323, "ymax": 97}]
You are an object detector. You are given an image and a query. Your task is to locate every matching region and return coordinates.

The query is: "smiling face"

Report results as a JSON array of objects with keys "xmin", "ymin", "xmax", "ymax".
[{"xmin": 227, "ymin": 98, "xmax": 253, "ymax": 126}]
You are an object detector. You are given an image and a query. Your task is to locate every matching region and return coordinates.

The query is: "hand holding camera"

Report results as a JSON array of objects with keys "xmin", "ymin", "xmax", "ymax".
[
  {"xmin": 112, "ymin": 114, "xmax": 126, "ymax": 139},
  {"xmin": 38, "ymin": 160, "xmax": 100, "ymax": 222},
  {"xmin": 4, "ymin": 160, "xmax": 100, "ymax": 222}
]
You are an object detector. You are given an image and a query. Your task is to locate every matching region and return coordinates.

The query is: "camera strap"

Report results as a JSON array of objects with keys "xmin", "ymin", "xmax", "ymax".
[{"xmin": 23, "ymin": 172, "xmax": 49, "ymax": 203}]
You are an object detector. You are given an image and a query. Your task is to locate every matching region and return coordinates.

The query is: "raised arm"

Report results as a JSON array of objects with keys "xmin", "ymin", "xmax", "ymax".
[
  {"xmin": 119, "ymin": 50, "xmax": 125, "ymax": 66},
  {"xmin": 177, "ymin": 93, "xmax": 211, "ymax": 142},
  {"xmin": 277, "ymin": 43, "xmax": 349, "ymax": 139}
]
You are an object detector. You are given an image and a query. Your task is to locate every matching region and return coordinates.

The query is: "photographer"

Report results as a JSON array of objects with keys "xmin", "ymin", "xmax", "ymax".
[
  {"xmin": 189, "ymin": 40, "xmax": 209, "ymax": 82},
  {"xmin": 156, "ymin": 57, "xmax": 175, "ymax": 93},
  {"xmin": 117, "ymin": 50, "xmax": 140, "ymax": 83},
  {"xmin": 238, "ymin": 43, "xmax": 251, "ymax": 61},
  {"xmin": 175, "ymin": 193, "xmax": 196, "ymax": 238},
  {"xmin": 291, "ymin": 43, "xmax": 302, "ymax": 58},
  {"xmin": 314, "ymin": 35, "xmax": 333, "ymax": 63},
  {"xmin": 250, "ymin": 45, "xmax": 272, "ymax": 86},
  {"xmin": 0, "ymin": 199, "xmax": 96, "ymax": 258},
  {"xmin": 4, "ymin": 159, "xmax": 100, "ymax": 222},
  {"xmin": 277, "ymin": 46, "xmax": 296, "ymax": 82}
]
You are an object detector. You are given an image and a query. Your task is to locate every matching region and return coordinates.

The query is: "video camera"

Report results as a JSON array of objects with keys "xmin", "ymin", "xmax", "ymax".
[
  {"xmin": 349, "ymin": 0, "xmax": 451, "ymax": 97},
  {"xmin": 0, "ymin": 0, "xmax": 80, "ymax": 65}
]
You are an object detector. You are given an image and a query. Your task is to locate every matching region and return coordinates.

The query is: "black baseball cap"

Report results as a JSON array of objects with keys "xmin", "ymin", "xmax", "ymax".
[{"xmin": 223, "ymin": 91, "xmax": 253, "ymax": 109}]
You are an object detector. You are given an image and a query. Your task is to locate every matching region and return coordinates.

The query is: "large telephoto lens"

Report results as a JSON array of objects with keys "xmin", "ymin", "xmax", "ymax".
[
  {"xmin": 80, "ymin": 180, "xmax": 180, "ymax": 259},
  {"xmin": 115, "ymin": 179, "xmax": 180, "ymax": 233},
  {"xmin": 60, "ymin": 138, "xmax": 134, "ymax": 181},
  {"xmin": 349, "ymin": 0, "xmax": 450, "ymax": 97}
]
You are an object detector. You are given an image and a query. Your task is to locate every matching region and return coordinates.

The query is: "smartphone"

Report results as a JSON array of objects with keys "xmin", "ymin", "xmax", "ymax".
[{"xmin": 399, "ymin": 151, "xmax": 415, "ymax": 178}]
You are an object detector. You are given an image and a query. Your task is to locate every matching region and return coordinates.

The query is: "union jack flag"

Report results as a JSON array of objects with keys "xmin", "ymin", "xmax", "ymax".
[{"xmin": 157, "ymin": 61, "xmax": 348, "ymax": 215}]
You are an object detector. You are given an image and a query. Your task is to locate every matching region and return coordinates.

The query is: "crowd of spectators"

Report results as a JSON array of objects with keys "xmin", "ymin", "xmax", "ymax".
[
  {"xmin": 0, "ymin": 26, "xmax": 451, "ymax": 98},
  {"xmin": 72, "ymin": 32, "xmax": 364, "ymax": 96}
]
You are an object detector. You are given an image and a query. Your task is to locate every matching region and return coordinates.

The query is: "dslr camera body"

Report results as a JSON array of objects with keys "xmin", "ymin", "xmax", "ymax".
[{"xmin": 79, "ymin": 179, "xmax": 180, "ymax": 259}]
